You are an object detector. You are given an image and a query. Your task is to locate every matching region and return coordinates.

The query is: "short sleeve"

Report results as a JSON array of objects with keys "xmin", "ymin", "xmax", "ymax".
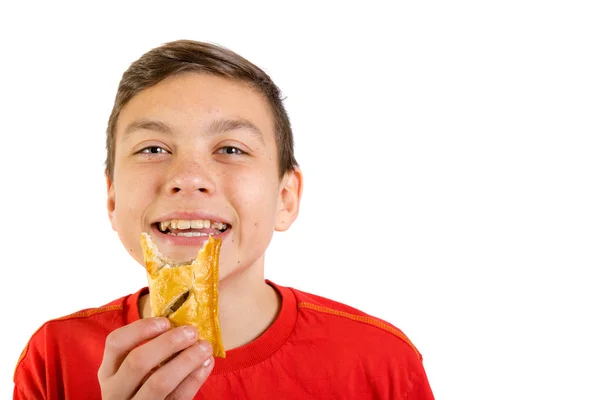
[{"xmin": 406, "ymin": 369, "xmax": 435, "ymax": 400}]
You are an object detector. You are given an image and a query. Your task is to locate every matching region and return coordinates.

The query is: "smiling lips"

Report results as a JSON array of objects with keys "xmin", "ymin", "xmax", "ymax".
[{"xmin": 156, "ymin": 219, "xmax": 230, "ymax": 237}]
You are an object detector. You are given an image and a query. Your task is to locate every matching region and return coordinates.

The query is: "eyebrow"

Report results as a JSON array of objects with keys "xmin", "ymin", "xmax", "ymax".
[{"xmin": 122, "ymin": 117, "xmax": 265, "ymax": 143}]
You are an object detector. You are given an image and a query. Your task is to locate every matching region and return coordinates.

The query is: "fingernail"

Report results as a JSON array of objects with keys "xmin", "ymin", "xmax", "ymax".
[
  {"xmin": 182, "ymin": 326, "xmax": 197, "ymax": 340},
  {"xmin": 203, "ymin": 357, "xmax": 213, "ymax": 367},
  {"xmin": 154, "ymin": 318, "xmax": 169, "ymax": 331},
  {"xmin": 199, "ymin": 342, "xmax": 212, "ymax": 353}
]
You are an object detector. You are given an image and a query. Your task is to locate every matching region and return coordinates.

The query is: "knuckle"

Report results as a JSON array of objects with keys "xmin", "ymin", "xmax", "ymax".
[
  {"xmin": 167, "ymin": 372, "xmax": 205, "ymax": 400},
  {"xmin": 189, "ymin": 366, "xmax": 209, "ymax": 385},
  {"xmin": 179, "ymin": 348, "xmax": 200, "ymax": 366},
  {"xmin": 104, "ymin": 331, "xmax": 122, "ymax": 352},
  {"xmin": 167, "ymin": 329, "xmax": 187, "ymax": 348},
  {"xmin": 145, "ymin": 374, "xmax": 171, "ymax": 397},
  {"xmin": 167, "ymin": 390, "xmax": 187, "ymax": 400},
  {"xmin": 125, "ymin": 350, "xmax": 148, "ymax": 373}
]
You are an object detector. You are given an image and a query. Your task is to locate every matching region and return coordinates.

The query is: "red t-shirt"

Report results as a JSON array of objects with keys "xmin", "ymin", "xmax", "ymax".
[{"xmin": 14, "ymin": 281, "xmax": 434, "ymax": 399}]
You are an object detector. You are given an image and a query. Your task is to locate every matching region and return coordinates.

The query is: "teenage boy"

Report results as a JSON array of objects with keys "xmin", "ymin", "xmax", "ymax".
[{"xmin": 14, "ymin": 40, "xmax": 434, "ymax": 399}]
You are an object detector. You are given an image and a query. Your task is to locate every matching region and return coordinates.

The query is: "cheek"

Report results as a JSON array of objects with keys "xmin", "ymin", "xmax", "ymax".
[
  {"xmin": 114, "ymin": 181, "xmax": 142, "ymax": 218},
  {"xmin": 224, "ymin": 172, "xmax": 279, "ymax": 241},
  {"xmin": 115, "ymin": 166, "xmax": 159, "ymax": 204},
  {"xmin": 112, "ymin": 171, "xmax": 157, "ymax": 235},
  {"xmin": 231, "ymin": 172, "xmax": 279, "ymax": 213},
  {"xmin": 112, "ymin": 184, "xmax": 147, "ymax": 266}
]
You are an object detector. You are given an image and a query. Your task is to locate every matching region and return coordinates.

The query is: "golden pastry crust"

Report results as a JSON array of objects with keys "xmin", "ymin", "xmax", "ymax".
[{"xmin": 140, "ymin": 233, "xmax": 226, "ymax": 358}]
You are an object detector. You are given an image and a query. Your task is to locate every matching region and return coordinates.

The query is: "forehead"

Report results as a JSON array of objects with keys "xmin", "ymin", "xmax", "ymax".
[{"xmin": 115, "ymin": 72, "xmax": 276, "ymax": 143}]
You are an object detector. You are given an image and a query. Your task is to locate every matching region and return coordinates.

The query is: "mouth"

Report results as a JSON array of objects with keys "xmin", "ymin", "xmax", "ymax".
[{"xmin": 154, "ymin": 218, "xmax": 230, "ymax": 237}]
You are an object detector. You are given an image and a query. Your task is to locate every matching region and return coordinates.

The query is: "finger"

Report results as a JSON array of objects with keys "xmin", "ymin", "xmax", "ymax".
[
  {"xmin": 98, "ymin": 317, "xmax": 170, "ymax": 380},
  {"xmin": 133, "ymin": 340, "xmax": 213, "ymax": 400},
  {"xmin": 114, "ymin": 325, "xmax": 200, "ymax": 392},
  {"xmin": 166, "ymin": 357, "xmax": 215, "ymax": 400}
]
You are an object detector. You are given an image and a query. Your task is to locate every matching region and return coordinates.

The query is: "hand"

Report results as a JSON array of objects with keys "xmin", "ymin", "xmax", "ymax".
[{"xmin": 98, "ymin": 317, "xmax": 214, "ymax": 399}]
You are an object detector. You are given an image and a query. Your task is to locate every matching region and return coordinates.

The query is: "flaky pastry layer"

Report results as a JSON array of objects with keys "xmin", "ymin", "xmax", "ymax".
[{"xmin": 140, "ymin": 233, "xmax": 226, "ymax": 358}]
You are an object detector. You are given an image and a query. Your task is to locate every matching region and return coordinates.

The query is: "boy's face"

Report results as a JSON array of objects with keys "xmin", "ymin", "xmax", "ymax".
[{"xmin": 106, "ymin": 73, "xmax": 301, "ymax": 279}]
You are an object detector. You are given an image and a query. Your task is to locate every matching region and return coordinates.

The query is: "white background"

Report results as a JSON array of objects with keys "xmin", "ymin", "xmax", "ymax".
[{"xmin": 1, "ymin": 1, "xmax": 599, "ymax": 399}]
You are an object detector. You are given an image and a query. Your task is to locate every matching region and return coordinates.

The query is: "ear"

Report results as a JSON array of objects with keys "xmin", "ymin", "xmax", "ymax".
[
  {"xmin": 106, "ymin": 172, "xmax": 117, "ymax": 232},
  {"xmin": 275, "ymin": 168, "xmax": 303, "ymax": 232}
]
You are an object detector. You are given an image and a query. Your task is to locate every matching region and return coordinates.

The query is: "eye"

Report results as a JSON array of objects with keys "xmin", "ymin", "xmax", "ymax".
[
  {"xmin": 217, "ymin": 146, "xmax": 246, "ymax": 155},
  {"xmin": 138, "ymin": 146, "xmax": 169, "ymax": 155}
]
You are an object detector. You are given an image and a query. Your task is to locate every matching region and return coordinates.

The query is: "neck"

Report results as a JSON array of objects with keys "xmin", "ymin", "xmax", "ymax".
[{"xmin": 138, "ymin": 254, "xmax": 281, "ymax": 350}]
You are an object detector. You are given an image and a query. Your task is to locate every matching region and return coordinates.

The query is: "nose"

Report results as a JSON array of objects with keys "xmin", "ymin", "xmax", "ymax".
[{"xmin": 164, "ymin": 157, "xmax": 216, "ymax": 195}]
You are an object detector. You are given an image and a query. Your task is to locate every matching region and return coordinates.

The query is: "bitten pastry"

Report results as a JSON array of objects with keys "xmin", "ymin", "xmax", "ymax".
[{"xmin": 140, "ymin": 232, "xmax": 226, "ymax": 358}]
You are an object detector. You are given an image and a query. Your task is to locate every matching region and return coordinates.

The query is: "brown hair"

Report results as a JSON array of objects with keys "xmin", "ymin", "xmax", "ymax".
[{"xmin": 105, "ymin": 39, "xmax": 298, "ymax": 180}]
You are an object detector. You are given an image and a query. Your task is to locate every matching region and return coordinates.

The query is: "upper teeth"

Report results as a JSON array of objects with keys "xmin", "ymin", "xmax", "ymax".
[{"xmin": 159, "ymin": 219, "xmax": 227, "ymax": 232}]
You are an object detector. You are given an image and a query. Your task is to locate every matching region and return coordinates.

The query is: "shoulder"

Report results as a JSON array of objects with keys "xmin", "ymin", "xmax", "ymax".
[
  {"xmin": 275, "ymin": 284, "xmax": 434, "ymax": 398},
  {"xmin": 21, "ymin": 291, "xmax": 131, "ymax": 340},
  {"xmin": 287, "ymin": 285, "xmax": 423, "ymax": 361},
  {"xmin": 14, "ymin": 289, "xmax": 143, "ymax": 380}
]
